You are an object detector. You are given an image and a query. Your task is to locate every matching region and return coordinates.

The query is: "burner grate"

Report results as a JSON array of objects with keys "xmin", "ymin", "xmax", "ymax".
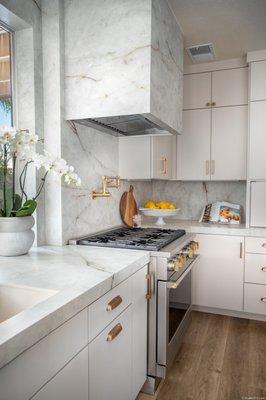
[{"xmin": 77, "ymin": 227, "xmax": 186, "ymax": 251}]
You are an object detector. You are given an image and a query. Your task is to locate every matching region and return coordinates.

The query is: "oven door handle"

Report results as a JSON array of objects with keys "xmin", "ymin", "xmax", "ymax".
[{"xmin": 167, "ymin": 255, "xmax": 200, "ymax": 289}]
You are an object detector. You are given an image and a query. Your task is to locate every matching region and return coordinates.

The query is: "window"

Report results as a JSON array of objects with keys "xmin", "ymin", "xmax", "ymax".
[{"xmin": 0, "ymin": 25, "xmax": 12, "ymax": 126}]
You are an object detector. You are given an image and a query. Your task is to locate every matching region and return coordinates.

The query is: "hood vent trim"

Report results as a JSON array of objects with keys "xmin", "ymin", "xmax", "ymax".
[{"xmin": 74, "ymin": 114, "xmax": 170, "ymax": 137}]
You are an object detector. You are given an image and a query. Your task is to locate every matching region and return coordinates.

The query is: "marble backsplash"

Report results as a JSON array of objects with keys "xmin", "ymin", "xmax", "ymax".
[
  {"xmin": 151, "ymin": 180, "xmax": 246, "ymax": 222},
  {"xmin": 61, "ymin": 123, "xmax": 152, "ymax": 244},
  {"xmin": 61, "ymin": 124, "xmax": 246, "ymax": 243}
]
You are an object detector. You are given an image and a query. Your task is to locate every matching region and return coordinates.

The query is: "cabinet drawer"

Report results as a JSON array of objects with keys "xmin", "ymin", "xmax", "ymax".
[
  {"xmin": 88, "ymin": 277, "xmax": 132, "ymax": 341},
  {"xmin": 89, "ymin": 306, "xmax": 132, "ymax": 400},
  {"xmin": 244, "ymin": 283, "xmax": 266, "ymax": 315},
  {"xmin": 245, "ymin": 254, "xmax": 266, "ymax": 284},
  {"xmin": 245, "ymin": 237, "xmax": 266, "ymax": 254}
]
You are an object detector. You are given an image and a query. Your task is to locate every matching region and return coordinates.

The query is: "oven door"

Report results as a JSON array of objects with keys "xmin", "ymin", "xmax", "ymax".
[{"xmin": 156, "ymin": 255, "xmax": 199, "ymax": 378}]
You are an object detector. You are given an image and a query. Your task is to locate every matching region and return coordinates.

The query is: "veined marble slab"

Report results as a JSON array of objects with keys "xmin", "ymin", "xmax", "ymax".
[
  {"xmin": 0, "ymin": 246, "xmax": 149, "ymax": 369},
  {"xmin": 142, "ymin": 217, "xmax": 266, "ymax": 237}
]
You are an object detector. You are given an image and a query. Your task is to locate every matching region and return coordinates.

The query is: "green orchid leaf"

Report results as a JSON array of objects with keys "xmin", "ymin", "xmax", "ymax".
[{"xmin": 15, "ymin": 199, "xmax": 37, "ymax": 217}]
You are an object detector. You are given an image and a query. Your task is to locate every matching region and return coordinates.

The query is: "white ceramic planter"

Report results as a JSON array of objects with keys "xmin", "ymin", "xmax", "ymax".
[{"xmin": 0, "ymin": 216, "xmax": 35, "ymax": 256}]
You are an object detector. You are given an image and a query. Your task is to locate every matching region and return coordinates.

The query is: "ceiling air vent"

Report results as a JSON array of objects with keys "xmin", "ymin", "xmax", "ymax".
[{"xmin": 186, "ymin": 43, "xmax": 215, "ymax": 63}]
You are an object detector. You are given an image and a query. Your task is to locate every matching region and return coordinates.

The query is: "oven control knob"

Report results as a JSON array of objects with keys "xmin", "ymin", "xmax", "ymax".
[
  {"xmin": 174, "ymin": 256, "xmax": 183, "ymax": 270},
  {"xmin": 167, "ymin": 260, "xmax": 175, "ymax": 270},
  {"xmin": 183, "ymin": 247, "xmax": 194, "ymax": 258},
  {"xmin": 190, "ymin": 241, "xmax": 199, "ymax": 251}
]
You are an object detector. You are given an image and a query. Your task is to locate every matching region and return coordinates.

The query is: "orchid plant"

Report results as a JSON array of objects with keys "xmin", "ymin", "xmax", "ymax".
[{"xmin": 0, "ymin": 126, "xmax": 81, "ymax": 217}]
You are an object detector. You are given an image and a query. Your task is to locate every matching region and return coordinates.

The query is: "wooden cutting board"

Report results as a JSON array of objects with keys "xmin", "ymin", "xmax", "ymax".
[{"xmin": 120, "ymin": 185, "xmax": 138, "ymax": 227}]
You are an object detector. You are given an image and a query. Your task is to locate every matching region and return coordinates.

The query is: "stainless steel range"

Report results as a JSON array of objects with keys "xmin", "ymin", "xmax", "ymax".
[{"xmin": 70, "ymin": 227, "xmax": 200, "ymax": 395}]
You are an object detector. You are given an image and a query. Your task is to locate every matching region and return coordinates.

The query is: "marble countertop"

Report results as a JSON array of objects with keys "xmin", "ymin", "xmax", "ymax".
[
  {"xmin": 0, "ymin": 245, "xmax": 149, "ymax": 369},
  {"xmin": 142, "ymin": 218, "xmax": 266, "ymax": 237}
]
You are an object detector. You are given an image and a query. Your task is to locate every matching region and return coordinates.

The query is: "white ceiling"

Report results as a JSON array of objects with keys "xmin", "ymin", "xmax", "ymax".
[{"xmin": 167, "ymin": 0, "xmax": 266, "ymax": 64}]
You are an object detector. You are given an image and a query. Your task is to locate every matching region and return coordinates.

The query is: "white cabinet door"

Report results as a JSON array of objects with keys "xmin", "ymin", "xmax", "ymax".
[
  {"xmin": 212, "ymin": 68, "xmax": 248, "ymax": 107},
  {"xmin": 250, "ymin": 182, "xmax": 266, "ymax": 227},
  {"xmin": 250, "ymin": 60, "xmax": 266, "ymax": 101},
  {"xmin": 131, "ymin": 266, "xmax": 147, "ymax": 399},
  {"xmin": 192, "ymin": 234, "xmax": 244, "ymax": 311},
  {"xmin": 183, "ymin": 72, "xmax": 211, "ymax": 110},
  {"xmin": 119, "ymin": 136, "xmax": 151, "ymax": 180},
  {"xmin": 177, "ymin": 109, "xmax": 211, "ymax": 180},
  {"xmin": 89, "ymin": 306, "xmax": 132, "ymax": 400},
  {"xmin": 211, "ymin": 106, "xmax": 247, "ymax": 180},
  {"xmin": 152, "ymin": 136, "xmax": 174, "ymax": 180},
  {"xmin": 249, "ymin": 101, "xmax": 266, "ymax": 179},
  {"xmin": 32, "ymin": 347, "xmax": 88, "ymax": 400}
]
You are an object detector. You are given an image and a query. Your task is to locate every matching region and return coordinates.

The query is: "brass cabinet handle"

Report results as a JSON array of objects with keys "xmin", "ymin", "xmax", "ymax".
[
  {"xmin": 146, "ymin": 273, "xmax": 152, "ymax": 300},
  {"xmin": 212, "ymin": 102, "xmax": 216, "ymax": 106},
  {"xmin": 261, "ymin": 267, "xmax": 266, "ymax": 272},
  {"xmin": 262, "ymin": 243, "xmax": 266, "ymax": 248},
  {"xmin": 159, "ymin": 157, "xmax": 167, "ymax": 175},
  {"xmin": 205, "ymin": 160, "xmax": 210, "ymax": 175},
  {"xmin": 211, "ymin": 160, "xmax": 215, "ymax": 175},
  {"xmin": 206, "ymin": 102, "xmax": 210, "ymax": 107},
  {"xmin": 106, "ymin": 323, "xmax": 123, "ymax": 341},
  {"xmin": 260, "ymin": 298, "xmax": 266, "ymax": 303},
  {"xmin": 106, "ymin": 295, "xmax": 122, "ymax": 311},
  {"xmin": 240, "ymin": 242, "xmax": 243, "ymax": 259}
]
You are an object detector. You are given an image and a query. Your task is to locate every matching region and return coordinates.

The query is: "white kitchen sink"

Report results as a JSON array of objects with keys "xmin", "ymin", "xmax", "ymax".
[{"xmin": 0, "ymin": 284, "xmax": 57, "ymax": 324}]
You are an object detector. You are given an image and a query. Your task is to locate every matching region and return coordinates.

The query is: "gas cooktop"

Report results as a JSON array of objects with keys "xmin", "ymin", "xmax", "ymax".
[{"xmin": 77, "ymin": 227, "xmax": 186, "ymax": 251}]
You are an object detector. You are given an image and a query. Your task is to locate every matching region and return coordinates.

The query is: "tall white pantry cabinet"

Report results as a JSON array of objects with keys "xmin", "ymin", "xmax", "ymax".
[
  {"xmin": 247, "ymin": 52, "xmax": 266, "ymax": 227},
  {"xmin": 178, "ymin": 66, "xmax": 248, "ymax": 181}
]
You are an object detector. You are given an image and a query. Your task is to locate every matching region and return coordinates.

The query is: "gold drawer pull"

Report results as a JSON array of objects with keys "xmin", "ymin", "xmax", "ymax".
[
  {"xmin": 106, "ymin": 295, "xmax": 122, "ymax": 311},
  {"xmin": 106, "ymin": 323, "xmax": 122, "ymax": 341},
  {"xmin": 260, "ymin": 298, "xmax": 266, "ymax": 303},
  {"xmin": 261, "ymin": 267, "xmax": 266, "ymax": 272},
  {"xmin": 262, "ymin": 243, "xmax": 266, "ymax": 248}
]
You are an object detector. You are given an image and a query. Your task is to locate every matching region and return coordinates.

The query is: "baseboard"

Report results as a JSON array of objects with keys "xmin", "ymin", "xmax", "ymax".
[{"xmin": 192, "ymin": 305, "xmax": 266, "ymax": 322}]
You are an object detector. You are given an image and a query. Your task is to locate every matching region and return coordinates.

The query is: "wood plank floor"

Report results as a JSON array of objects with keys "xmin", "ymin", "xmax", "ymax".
[{"xmin": 155, "ymin": 311, "xmax": 266, "ymax": 400}]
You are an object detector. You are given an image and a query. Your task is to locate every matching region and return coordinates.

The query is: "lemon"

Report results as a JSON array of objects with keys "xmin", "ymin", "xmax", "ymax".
[{"xmin": 144, "ymin": 200, "xmax": 157, "ymax": 209}]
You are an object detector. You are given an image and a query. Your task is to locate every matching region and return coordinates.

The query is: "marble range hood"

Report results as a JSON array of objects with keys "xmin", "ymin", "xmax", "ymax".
[{"xmin": 64, "ymin": 0, "xmax": 184, "ymax": 136}]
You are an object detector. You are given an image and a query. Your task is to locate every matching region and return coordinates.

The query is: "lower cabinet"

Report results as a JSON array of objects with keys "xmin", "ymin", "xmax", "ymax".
[
  {"xmin": 131, "ymin": 267, "xmax": 147, "ymax": 399},
  {"xmin": 32, "ymin": 347, "xmax": 88, "ymax": 400},
  {"xmin": 0, "ymin": 265, "xmax": 148, "ymax": 400},
  {"xmin": 89, "ymin": 265, "xmax": 148, "ymax": 400},
  {"xmin": 89, "ymin": 307, "xmax": 132, "ymax": 400},
  {"xmin": 192, "ymin": 234, "xmax": 244, "ymax": 311}
]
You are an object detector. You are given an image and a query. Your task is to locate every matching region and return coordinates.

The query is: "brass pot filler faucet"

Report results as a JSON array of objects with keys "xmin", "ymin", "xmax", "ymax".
[{"xmin": 91, "ymin": 175, "xmax": 120, "ymax": 199}]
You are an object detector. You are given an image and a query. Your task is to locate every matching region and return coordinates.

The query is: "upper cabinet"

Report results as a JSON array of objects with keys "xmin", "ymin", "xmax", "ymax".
[
  {"xmin": 183, "ymin": 73, "xmax": 211, "ymax": 110},
  {"xmin": 211, "ymin": 106, "xmax": 247, "ymax": 180},
  {"xmin": 212, "ymin": 68, "xmax": 248, "ymax": 106},
  {"xmin": 178, "ymin": 66, "xmax": 248, "ymax": 181},
  {"xmin": 250, "ymin": 60, "xmax": 266, "ymax": 101},
  {"xmin": 248, "ymin": 58, "xmax": 266, "ymax": 180},
  {"xmin": 64, "ymin": 0, "xmax": 183, "ymax": 135},
  {"xmin": 177, "ymin": 109, "xmax": 211, "ymax": 180},
  {"xmin": 119, "ymin": 136, "xmax": 175, "ymax": 180},
  {"xmin": 249, "ymin": 101, "xmax": 266, "ymax": 179},
  {"xmin": 184, "ymin": 67, "xmax": 248, "ymax": 110}
]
